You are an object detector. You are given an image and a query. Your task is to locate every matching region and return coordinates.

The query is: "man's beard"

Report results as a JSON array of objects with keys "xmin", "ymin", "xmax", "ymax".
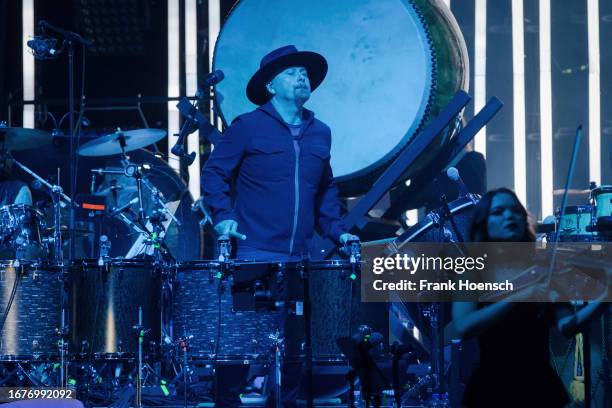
[{"xmin": 294, "ymin": 88, "xmax": 310, "ymax": 105}]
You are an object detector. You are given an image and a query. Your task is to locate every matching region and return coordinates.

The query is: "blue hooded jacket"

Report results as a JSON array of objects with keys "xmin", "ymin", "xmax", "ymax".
[{"xmin": 202, "ymin": 102, "xmax": 346, "ymax": 255}]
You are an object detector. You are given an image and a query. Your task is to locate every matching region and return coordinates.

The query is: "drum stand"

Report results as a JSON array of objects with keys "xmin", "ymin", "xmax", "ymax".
[
  {"xmin": 58, "ymin": 308, "xmax": 70, "ymax": 387},
  {"xmin": 299, "ymin": 258, "xmax": 315, "ymax": 408},
  {"xmin": 177, "ymin": 336, "xmax": 191, "ymax": 408},
  {"xmin": 271, "ymin": 331, "xmax": 283, "ymax": 408}
]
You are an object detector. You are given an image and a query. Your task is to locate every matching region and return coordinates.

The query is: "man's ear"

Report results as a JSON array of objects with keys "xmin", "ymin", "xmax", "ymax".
[{"xmin": 265, "ymin": 82, "xmax": 275, "ymax": 95}]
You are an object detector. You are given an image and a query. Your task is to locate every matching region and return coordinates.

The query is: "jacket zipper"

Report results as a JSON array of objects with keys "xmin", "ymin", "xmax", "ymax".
[{"xmin": 289, "ymin": 139, "xmax": 300, "ymax": 253}]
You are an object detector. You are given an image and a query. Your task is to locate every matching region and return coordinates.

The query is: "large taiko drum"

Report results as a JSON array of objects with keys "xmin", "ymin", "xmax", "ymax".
[{"xmin": 213, "ymin": 0, "xmax": 468, "ymax": 195}]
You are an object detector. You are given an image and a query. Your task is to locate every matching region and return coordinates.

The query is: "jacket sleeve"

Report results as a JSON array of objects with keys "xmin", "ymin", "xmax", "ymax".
[
  {"xmin": 201, "ymin": 118, "xmax": 248, "ymax": 224},
  {"xmin": 314, "ymin": 158, "xmax": 347, "ymax": 243}
]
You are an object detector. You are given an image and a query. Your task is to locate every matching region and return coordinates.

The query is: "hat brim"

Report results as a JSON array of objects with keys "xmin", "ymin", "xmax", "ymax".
[{"xmin": 246, "ymin": 51, "xmax": 328, "ymax": 105}]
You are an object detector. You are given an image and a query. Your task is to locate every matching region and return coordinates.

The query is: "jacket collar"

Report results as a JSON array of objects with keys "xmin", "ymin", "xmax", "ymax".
[{"xmin": 257, "ymin": 101, "xmax": 315, "ymax": 129}]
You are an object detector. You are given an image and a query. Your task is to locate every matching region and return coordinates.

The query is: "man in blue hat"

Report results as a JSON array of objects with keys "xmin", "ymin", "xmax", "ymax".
[
  {"xmin": 202, "ymin": 45, "xmax": 358, "ymax": 406},
  {"xmin": 203, "ymin": 44, "xmax": 357, "ymax": 260}
]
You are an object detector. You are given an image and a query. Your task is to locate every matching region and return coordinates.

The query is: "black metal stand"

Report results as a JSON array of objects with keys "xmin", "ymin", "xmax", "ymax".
[
  {"xmin": 314, "ymin": 92, "xmax": 503, "ymax": 259},
  {"xmin": 300, "ymin": 259, "xmax": 314, "ymax": 408}
]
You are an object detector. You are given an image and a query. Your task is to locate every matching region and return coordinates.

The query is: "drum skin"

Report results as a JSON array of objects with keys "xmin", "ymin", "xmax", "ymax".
[
  {"xmin": 0, "ymin": 262, "xmax": 62, "ymax": 357},
  {"xmin": 213, "ymin": 0, "xmax": 468, "ymax": 195}
]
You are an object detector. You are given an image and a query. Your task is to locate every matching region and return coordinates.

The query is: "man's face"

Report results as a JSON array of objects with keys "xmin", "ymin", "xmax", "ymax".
[{"xmin": 267, "ymin": 66, "xmax": 311, "ymax": 105}]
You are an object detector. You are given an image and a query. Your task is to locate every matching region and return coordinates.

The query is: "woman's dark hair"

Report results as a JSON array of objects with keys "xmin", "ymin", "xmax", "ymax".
[{"xmin": 469, "ymin": 187, "xmax": 535, "ymax": 242}]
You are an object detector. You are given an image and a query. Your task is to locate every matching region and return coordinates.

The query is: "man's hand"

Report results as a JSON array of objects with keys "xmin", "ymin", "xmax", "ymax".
[
  {"xmin": 214, "ymin": 219, "xmax": 247, "ymax": 240},
  {"xmin": 339, "ymin": 233, "xmax": 359, "ymax": 245}
]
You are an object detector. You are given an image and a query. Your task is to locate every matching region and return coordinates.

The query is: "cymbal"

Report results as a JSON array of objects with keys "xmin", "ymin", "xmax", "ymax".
[
  {"xmin": 78, "ymin": 128, "xmax": 166, "ymax": 157},
  {"xmin": 0, "ymin": 126, "xmax": 52, "ymax": 151}
]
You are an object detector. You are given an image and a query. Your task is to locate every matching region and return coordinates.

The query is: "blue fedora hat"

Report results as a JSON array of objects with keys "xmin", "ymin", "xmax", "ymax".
[{"xmin": 246, "ymin": 45, "xmax": 328, "ymax": 105}]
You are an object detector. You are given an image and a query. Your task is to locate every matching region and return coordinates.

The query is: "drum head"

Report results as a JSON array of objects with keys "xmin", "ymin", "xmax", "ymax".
[{"xmin": 214, "ymin": 0, "xmax": 467, "ymax": 194}]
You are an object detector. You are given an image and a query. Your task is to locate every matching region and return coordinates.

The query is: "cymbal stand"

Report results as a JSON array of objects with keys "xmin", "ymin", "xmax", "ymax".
[{"xmin": 141, "ymin": 177, "xmax": 181, "ymax": 226}]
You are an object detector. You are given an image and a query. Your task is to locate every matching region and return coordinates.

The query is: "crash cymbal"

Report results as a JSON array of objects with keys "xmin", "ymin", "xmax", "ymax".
[
  {"xmin": 0, "ymin": 125, "xmax": 52, "ymax": 151},
  {"xmin": 78, "ymin": 128, "xmax": 166, "ymax": 157}
]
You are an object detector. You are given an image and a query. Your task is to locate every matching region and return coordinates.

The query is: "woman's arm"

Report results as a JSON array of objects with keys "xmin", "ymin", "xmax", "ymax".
[{"xmin": 555, "ymin": 300, "xmax": 608, "ymax": 337}]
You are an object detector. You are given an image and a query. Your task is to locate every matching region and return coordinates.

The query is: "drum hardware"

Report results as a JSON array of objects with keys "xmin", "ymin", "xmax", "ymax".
[
  {"xmin": 57, "ymin": 308, "xmax": 69, "ymax": 387},
  {"xmin": 390, "ymin": 342, "xmax": 413, "ymax": 408},
  {"xmin": 91, "ymin": 162, "xmax": 177, "ymax": 261},
  {"xmin": 171, "ymin": 334, "xmax": 194, "ymax": 408},
  {"xmin": 420, "ymin": 303, "xmax": 447, "ymax": 403},
  {"xmin": 173, "ymin": 77, "xmax": 224, "ymax": 165},
  {"xmin": 97, "ymin": 235, "xmax": 111, "ymax": 266},
  {"xmin": 172, "ymin": 91, "xmax": 207, "ymax": 166},
  {"xmin": 269, "ymin": 330, "xmax": 283, "ymax": 408},
  {"xmin": 7, "ymin": 152, "xmax": 74, "ymax": 261},
  {"xmin": 217, "ymin": 235, "xmax": 232, "ymax": 262},
  {"xmin": 336, "ymin": 327, "xmax": 387, "ymax": 408},
  {"xmin": 134, "ymin": 306, "xmax": 147, "ymax": 408},
  {"xmin": 141, "ymin": 176, "xmax": 181, "ymax": 227},
  {"xmin": 298, "ymin": 259, "xmax": 316, "ymax": 408},
  {"xmin": 191, "ymin": 197, "xmax": 213, "ymax": 227}
]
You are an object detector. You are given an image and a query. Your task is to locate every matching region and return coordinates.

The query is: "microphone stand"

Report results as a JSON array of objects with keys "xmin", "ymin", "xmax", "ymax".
[{"xmin": 36, "ymin": 20, "xmax": 91, "ymax": 261}]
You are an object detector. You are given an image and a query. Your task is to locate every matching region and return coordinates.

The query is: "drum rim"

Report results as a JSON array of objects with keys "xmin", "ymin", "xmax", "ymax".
[
  {"xmin": 592, "ymin": 185, "xmax": 612, "ymax": 195},
  {"xmin": 557, "ymin": 205, "xmax": 594, "ymax": 214},
  {"xmin": 70, "ymin": 258, "xmax": 160, "ymax": 267},
  {"xmin": 0, "ymin": 203, "xmax": 45, "ymax": 217}
]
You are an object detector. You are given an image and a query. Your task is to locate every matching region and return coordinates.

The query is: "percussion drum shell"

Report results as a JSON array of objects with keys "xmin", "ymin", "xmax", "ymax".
[
  {"xmin": 69, "ymin": 259, "xmax": 163, "ymax": 356},
  {"xmin": 592, "ymin": 185, "xmax": 612, "ymax": 219},
  {"xmin": 0, "ymin": 262, "xmax": 62, "ymax": 358},
  {"xmin": 171, "ymin": 261, "xmax": 278, "ymax": 357}
]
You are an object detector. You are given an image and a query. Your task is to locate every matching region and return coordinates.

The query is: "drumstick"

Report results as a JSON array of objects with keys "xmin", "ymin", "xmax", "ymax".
[{"xmin": 228, "ymin": 230, "xmax": 247, "ymax": 240}]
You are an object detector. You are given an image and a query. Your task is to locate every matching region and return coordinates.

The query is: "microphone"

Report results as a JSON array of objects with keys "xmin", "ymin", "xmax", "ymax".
[
  {"xmin": 26, "ymin": 36, "xmax": 59, "ymax": 59},
  {"xmin": 446, "ymin": 167, "xmax": 470, "ymax": 197},
  {"xmin": 108, "ymin": 197, "xmax": 139, "ymax": 218},
  {"xmin": 203, "ymin": 70, "xmax": 224, "ymax": 88}
]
